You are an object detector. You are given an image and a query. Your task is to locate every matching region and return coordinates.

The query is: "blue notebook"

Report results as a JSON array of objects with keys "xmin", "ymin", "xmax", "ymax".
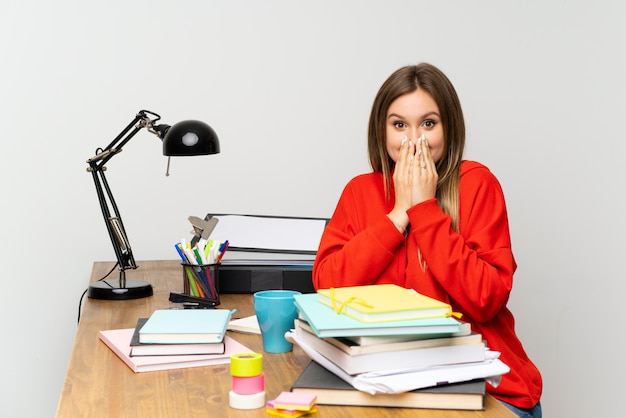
[
  {"xmin": 293, "ymin": 293, "xmax": 460, "ymax": 338},
  {"xmin": 139, "ymin": 309, "xmax": 234, "ymax": 344}
]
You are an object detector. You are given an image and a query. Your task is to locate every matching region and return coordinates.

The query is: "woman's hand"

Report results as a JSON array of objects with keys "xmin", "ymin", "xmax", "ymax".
[
  {"xmin": 389, "ymin": 136, "xmax": 413, "ymax": 230},
  {"xmin": 411, "ymin": 135, "xmax": 438, "ymax": 204},
  {"xmin": 389, "ymin": 135, "xmax": 438, "ymax": 231}
]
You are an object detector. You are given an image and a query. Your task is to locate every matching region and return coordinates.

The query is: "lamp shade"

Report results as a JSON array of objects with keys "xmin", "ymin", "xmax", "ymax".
[{"xmin": 162, "ymin": 120, "xmax": 220, "ymax": 156}]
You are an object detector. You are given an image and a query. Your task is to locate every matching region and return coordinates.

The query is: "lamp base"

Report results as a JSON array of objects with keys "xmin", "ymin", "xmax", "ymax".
[{"xmin": 88, "ymin": 279, "xmax": 154, "ymax": 300}]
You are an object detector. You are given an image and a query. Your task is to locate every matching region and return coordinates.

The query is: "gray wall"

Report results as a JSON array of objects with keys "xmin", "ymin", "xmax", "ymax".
[{"xmin": 1, "ymin": 1, "xmax": 624, "ymax": 416}]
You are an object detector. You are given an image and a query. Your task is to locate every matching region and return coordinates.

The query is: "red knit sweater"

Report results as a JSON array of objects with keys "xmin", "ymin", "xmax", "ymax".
[{"xmin": 313, "ymin": 160, "xmax": 542, "ymax": 409}]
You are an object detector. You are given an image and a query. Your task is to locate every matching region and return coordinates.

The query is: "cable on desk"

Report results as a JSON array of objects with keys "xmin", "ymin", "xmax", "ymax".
[{"xmin": 77, "ymin": 262, "xmax": 119, "ymax": 323}]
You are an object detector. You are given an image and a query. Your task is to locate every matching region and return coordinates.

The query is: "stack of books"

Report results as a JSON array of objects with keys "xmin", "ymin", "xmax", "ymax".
[
  {"xmin": 99, "ymin": 308, "xmax": 254, "ymax": 372},
  {"xmin": 288, "ymin": 285, "xmax": 509, "ymax": 410},
  {"xmin": 291, "ymin": 361, "xmax": 487, "ymax": 410},
  {"xmin": 292, "ymin": 319, "xmax": 484, "ymax": 375}
]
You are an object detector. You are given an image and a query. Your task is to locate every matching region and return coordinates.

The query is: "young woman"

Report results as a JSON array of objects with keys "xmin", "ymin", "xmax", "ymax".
[{"xmin": 313, "ymin": 63, "xmax": 542, "ymax": 417}]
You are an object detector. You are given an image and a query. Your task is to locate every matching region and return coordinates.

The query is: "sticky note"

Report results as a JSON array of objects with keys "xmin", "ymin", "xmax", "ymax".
[
  {"xmin": 272, "ymin": 391, "xmax": 317, "ymax": 411},
  {"xmin": 266, "ymin": 401, "xmax": 318, "ymax": 417}
]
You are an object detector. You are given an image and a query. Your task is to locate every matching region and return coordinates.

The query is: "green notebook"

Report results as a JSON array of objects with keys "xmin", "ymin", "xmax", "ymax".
[
  {"xmin": 293, "ymin": 293, "xmax": 460, "ymax": 338},
  {"xmin": 139, "ymin": 309, "xmax": 234, "ymax": 344}
]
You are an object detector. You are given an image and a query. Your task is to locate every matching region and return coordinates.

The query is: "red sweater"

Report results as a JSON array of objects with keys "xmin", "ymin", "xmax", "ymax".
[{"xmin": 313, "ymin": 160, "xmax": 542, "ymax": 409}]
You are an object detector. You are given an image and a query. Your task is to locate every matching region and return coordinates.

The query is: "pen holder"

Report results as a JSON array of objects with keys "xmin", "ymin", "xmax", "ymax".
[{"xmin": 181, "ymin": 263, "xmax": 220, "ymax": 305}]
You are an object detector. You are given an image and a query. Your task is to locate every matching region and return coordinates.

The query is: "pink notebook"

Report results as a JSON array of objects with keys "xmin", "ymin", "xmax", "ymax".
[{"xmin": 99, "ymin": 327, "xmax": 254, "ymax": 373}]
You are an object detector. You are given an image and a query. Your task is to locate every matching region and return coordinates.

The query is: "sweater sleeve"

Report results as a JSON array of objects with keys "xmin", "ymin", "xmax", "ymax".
[
  {"xmin": 313, "ymin": 178, "xmax": 406, "ymax": 289},
  {"xmin": 407, "ymin": 164, "xmax": 515, "ymax": 323}
]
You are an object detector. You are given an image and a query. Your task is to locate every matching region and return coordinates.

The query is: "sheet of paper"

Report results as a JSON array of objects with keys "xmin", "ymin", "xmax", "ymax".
[
  {"xmin": 286, "ymin": 331, "xmax": 509, "ymax": 395},
  {"xmin": 208, "ymin": 215, "xmax": 327, "ymax": 253}
]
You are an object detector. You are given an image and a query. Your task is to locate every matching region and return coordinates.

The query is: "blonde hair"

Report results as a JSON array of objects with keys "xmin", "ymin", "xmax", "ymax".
[{"xmin": 367, "ymin": 63, "xmax": 465, "ymax": 231}]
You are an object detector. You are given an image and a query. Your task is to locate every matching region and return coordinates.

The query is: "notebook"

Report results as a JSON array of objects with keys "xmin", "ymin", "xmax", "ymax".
[
  {"xmin": 130, "ymin": 318, "xmax": 225, "ymax": 356},
  {"xmin": 99, "ymin": 328, "xmax": 252, "ymax": 373},
  {"xmin": 139, "ymin": 309, "xmax": 234, "ymax": 344},
  {"xmin": 293, "ymin": 293, "xmax": 461, "ymax": 338},
  {"xmin": 317, "ymin": 284, "xmax": 452, "ymax": 322}
]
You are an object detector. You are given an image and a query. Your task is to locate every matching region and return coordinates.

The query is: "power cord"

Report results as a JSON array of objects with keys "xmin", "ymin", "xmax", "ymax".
[{"xmin": 77, "ymin": 262, "xmax": 119, "ymax": 324}]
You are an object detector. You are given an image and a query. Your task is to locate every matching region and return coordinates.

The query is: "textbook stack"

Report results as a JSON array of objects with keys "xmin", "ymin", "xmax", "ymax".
[
  {"xmin": 130, "ymin": 318, "xmax": 227, "ymax": 356},
  {"xmin": 288, "ymin": 284, "xmax": 510, "ymax": 410},
  {"xmin": 99, "ymin": 309, "xmax": 252, "ymax": 373}
]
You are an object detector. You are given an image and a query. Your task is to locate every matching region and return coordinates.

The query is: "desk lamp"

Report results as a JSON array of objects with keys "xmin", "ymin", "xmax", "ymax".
[{"xmin": 86, "ymin": 110, "xmax": 220, "ymax": 300}]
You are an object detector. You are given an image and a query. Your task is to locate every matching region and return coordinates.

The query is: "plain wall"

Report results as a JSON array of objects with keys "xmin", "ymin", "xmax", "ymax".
[{"xmin": 1, "ymin": 1, "xmax": 624, "ymax": 416}]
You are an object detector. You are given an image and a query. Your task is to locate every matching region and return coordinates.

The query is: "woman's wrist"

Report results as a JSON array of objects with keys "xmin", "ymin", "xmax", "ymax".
[{"xmin": 387, "ymin": 213, "xmax": 408, "ymax": 235}]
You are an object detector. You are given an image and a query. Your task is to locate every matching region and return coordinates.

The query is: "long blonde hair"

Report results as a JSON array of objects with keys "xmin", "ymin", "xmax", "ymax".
[{"xmin": 367, "ymin": 63, "xmax": 465, "ymax": 231}]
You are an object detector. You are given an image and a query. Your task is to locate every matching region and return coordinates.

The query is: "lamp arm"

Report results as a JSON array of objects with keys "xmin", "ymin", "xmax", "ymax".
[
  {"xmin": 88, "ymin": 110, "xmax": 162, "ymax": 169},
  {"xmin": 86, "ymin": 110, "xmax": 163, "ymax": 284},
  {"xmin": 88, "ymin": 165, "xmax": 136, "ymax": 276}
]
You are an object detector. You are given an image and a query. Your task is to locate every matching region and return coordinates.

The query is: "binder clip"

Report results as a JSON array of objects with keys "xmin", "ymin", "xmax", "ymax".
[{"xmin": 188, "ymin": 214, "xmax": 219, "ymax": 247}]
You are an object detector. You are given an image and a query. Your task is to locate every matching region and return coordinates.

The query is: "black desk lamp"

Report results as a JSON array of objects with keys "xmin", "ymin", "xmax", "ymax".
[{"xmin": 86, "ymin": 110, "xmax": 220, "ymax": 300}]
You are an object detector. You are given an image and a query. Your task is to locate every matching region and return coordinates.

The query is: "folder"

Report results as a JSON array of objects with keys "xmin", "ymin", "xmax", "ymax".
[
  {"xmin": 201, "ymin": 214, "xmax": 327, "ymax": 293},
  {"xmin": 205, "ymin": 213, "xmax": 328, "ymax": 254}
]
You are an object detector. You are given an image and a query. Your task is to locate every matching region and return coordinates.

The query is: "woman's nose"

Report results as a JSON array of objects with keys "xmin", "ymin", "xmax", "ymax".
[{"xmin": 410, "ymin": 128, "xmax": 422, "ymax": 141}]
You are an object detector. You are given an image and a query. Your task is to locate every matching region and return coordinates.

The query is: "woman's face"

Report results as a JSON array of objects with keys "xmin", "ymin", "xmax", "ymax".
[{"xmin": 385, "ymin": 89, "xmax": 445, "ymax": 163}]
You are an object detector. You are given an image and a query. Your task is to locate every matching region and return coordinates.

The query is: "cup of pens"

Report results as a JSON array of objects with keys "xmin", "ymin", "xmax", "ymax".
[
  {"xmin": 181, "ymin": 262, "xmax": 220, "ymax": 304},
  {"xmin": 175, "ymin": 239, "xmax": 229, "ymax": 306}
]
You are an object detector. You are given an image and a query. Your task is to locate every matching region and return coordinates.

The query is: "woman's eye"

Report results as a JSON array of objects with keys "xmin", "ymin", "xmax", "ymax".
[
  {"xmin": 393, "ymin": 121, "xmax": 406, "ymax": 129},
  {"xmin": 422, "ymin": 120, "xmax": 436, "ymax": 129}
]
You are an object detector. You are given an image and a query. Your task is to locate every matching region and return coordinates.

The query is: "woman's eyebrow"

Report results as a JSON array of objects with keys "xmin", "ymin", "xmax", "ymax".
[{"xmin": 387, "ymin": 111, "xmax": 440, "ymax": 120}]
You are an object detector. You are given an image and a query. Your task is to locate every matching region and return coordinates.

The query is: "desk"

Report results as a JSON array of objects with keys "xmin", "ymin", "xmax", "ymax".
[{"xmin": 56, "ymin": 260, "xmax": 515, "ymax": 417}]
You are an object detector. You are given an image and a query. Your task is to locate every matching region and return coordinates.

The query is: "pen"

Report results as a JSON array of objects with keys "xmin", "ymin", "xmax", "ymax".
[{"xmin": 216, "ymin": 240, "xmax": 229, "ymax": 263}]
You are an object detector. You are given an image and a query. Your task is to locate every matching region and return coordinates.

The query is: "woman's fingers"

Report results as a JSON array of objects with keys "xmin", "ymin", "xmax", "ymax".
[{"xmin": 412, "ymin": 134, "xmax": 438, "ymax": 203}]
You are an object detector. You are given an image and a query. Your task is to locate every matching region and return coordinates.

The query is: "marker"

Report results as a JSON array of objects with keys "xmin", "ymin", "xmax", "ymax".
[
  {"xmin": 174, "ymin": 243, "xmax": 189, "ymax": 263},
  {"xmin": 193, "ymin": 247, "xmax": 205, "ymax": 265},
  {"xmin": 183, "ymin": 246, "xmax": 198, "ymax": 265},
  {"xmin": 204, "ymin": 239, "xmax": 213, "ymax": 260}
]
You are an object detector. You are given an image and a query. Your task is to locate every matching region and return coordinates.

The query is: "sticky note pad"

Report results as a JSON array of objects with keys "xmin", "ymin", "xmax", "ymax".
[
  {"xmin": 266, "ymin": 402, "xmax": 318, "ymax": 417},
  {"xmin": 272, "ymin": 391, "xmax": 317, "ymax": 411}
]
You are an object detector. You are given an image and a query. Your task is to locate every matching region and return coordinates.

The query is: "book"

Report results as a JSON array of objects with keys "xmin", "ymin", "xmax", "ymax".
[
  {"xmin": 99, "ymin": 328, "xmax": 253, "ymax": 373},
  {"xmin": 293, "ymin": 323, "xmax": 486, "ymax": 375},
  {"xmin": 344, "ymin": 320, "xmax": 473, "ymax": 346},
  {"xmin": 293, "ymin": 293, "xmax": 461, "ymax": 338},
  {"xmin": 291, "ymin": 361, "xmax": 486, "ymax": 410},
  {"xmin": 317, "ymin": 284, "xmax": 452, "ymax": 322},
  {"xmin": 129, "ymin": 318, "xmax": 225, "ymax": 356},
  {"xmin": 296, "ymin": 319, "xmax": 481, "ymax": 356},
  {"xmin": 287, "ymin": 329, "xmax": 510, "ymax": 393},
  {"xmin": 139, "ymin": 308, "xmax": 234, "ymax": 344},
  {"xmin": 227, "ymin": 314, "xmax": 261, "ymax": 334}
]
